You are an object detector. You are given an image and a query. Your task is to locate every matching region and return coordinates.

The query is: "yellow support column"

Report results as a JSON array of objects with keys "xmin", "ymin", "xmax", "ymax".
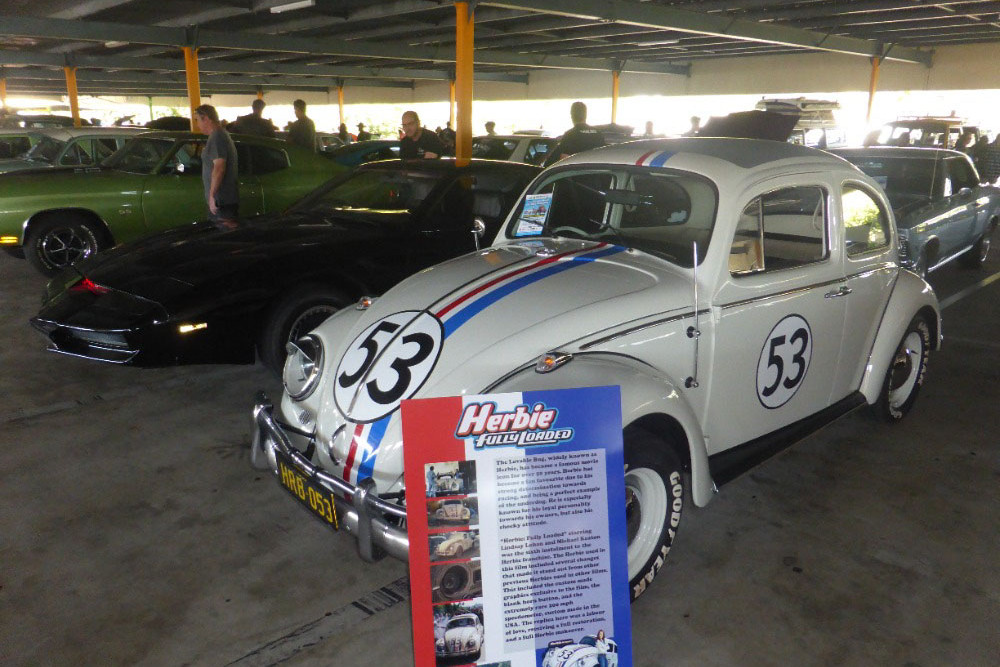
[
  {"xmin": 454, "ymin": 2, "xmax": 474, "ymax": 163},
  {"xmin": 0, "ymin": 73, "xmax": 7, "ymax": 109},
  {"xmin": 256, "ymin": 87, "xmax": 264, "ymax": 101},
  {"xmin": 866, "ymin": 56, "xmax": 881, "ymax": 124},
  {"xmin": 449, "ymin": 79, "xmax": 456, "ymax": 128},
  {"xmin": 337, "ymin": 84, "xmax": 345, "ymax": 127},
  {"xmin": 64, "ymin": 66, "xmax": 81, "ymax": 128},
  {"xmin": 611, "ymin": 70, "xmax": 620, "ymax": 124},
  {"xmin": 183, "ymin": 46, "xmax": 201, "ymax": 132}
]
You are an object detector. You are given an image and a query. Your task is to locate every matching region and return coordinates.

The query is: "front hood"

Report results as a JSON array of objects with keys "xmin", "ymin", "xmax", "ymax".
[
  {"xmin": 82, "ymin": 209, "xmax": 406, "ymax": 299},
  {"xmin": 313, "ymin": 237, "xmax": 696, "ymax": 487}
]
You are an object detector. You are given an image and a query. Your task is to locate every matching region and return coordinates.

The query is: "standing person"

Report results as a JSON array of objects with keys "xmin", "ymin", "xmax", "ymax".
[
  {"xmin": 683, "ymin": 115, "xmax": 701, "ymax": 136},
  {"xmin": 400, "ymin": 110, "xmax": 445, "ymax": 159},
  {"xmin": 484, "ymin": 120, "xmax": 496, "ymax": 136},
  {"xmin": 643, "ymin": 120, "xmax": 656, "ymax": 138},
  {"xmin": 287, "ymin": 99, "xmax": 316, "ymax": 152},
  {"xmin": 228, "ymin": 99, "xmax": 276, "ymax": 137},
  {"xmin": 337, "ymin": 123, "xmax": 351, "ymax": 145},
  {"xmin": 543, "ymin": 101, "xmax": 605, "ymax": 166},
  {"xmin": 426, "ymin": 465, "xmax": 437, "ymax": 497},
  {"xmin": 356, "ymin": 122, "xmax": 371, "ymax": 142},
  {"xmin": 194, "ymin": 104, "xmax": 239, "ymax": 228},
  {"xmin": 594, "ymin": 629, "xmax": 609, "ymax": 667},
  {"xmin": 440, "ymin": 121, "xmax": 457, "ymax": 156}
]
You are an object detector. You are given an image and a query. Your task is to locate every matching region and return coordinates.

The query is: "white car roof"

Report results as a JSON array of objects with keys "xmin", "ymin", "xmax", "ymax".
[{"xmin": 555, "ymin": 137, "xmax": 846, "ymax": 175}]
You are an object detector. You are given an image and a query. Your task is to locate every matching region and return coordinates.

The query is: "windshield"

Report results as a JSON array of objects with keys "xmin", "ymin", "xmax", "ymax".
[
  {"xmin": 449, "ymin": 617, "xmax": 477, "ymax": 628},
  {"xmin": 24, "ymin": 136, "xmax": 66, "ymax": 163},
  {"xmin": 841, "ymin": 155, "xmax": 938, "ymax": 209},
  {"xmin": 294, "ymin": 168, "xmax": 446, "ymax": 215},
  {"xmin": 103, "ymin": 137, "xmax": 176, "ymax": 174},
  {"xmin": 472, "ymin": 137, "xmax": 517, "ymax": 160},
  {"xmin": 506, "ymin": 166, "xmax": 718, "ymax": 267}
]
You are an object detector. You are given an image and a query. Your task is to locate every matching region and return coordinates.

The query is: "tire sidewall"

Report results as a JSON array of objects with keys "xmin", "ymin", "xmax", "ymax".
[
  {"xmin": 625, "ymin": 429, "xmax": 684, "ymax": 601},
  {"xmin": 26, "ymin": 217, "xmax": 100, "ymax": 276},
  {"xmin": 877, "ymin": 317, "xmax": 931, "ymax": 422},
  {"xmin": 260, "ymin": 286, "xmax": 350, "ymax": 375}
]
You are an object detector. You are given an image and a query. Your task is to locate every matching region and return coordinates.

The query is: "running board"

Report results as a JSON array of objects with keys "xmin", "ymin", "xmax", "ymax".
[{"xmin": 708, "ymin": 392, "xmax": 867, "ymax": 487}]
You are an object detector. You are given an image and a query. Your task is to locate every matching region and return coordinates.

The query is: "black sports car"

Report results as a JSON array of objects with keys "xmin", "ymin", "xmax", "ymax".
[{"xmin": 31, "ymin": 159, "xmax": 539, "ymax": 373}]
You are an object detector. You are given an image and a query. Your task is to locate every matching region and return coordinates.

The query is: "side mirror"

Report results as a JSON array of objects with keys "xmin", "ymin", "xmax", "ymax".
[{"xmin": 471, "ymin": 217, "xmax": 487, "ymax": 251}]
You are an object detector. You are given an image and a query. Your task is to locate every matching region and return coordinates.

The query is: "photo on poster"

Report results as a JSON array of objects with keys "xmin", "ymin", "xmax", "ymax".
[
  {"xmin": 540, "ymin": 631, "xmax": 620, "ymax": 667},
  {"xmin": 425, "ymin": 460, "xmax": 478, "ymax": 497},
  {"xmin": 428, "ymin": 497, "xmax": 480, "ymax": 528},
  {"xmin": 431, "ymin": 560, "xmax": 483, "ymax": 603},
  {"xmin": 429, "ymin": 528, "xmax": 481, "ymax": 562},
  {"xmin": 434, "ymin": 601, "xmax": 485, "ymax": 665}
]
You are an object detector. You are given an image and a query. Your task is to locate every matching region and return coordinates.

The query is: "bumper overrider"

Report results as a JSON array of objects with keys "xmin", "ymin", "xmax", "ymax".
[{"xmin": 250, "ymin": 392, "xmax": 410, "ymax": 562}]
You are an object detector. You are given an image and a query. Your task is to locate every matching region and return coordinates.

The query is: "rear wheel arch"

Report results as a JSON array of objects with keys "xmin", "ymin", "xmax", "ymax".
[{"xmin": 27, "ymin": 209, "xmax": 113, "ymax": 248}]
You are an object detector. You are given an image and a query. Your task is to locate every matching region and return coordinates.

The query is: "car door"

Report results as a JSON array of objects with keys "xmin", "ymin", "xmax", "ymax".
[
  {"xmin": 831, "ymin": 181, "xmax": 896, "ymax": 395},
  {"xmin": 140, "ymin": 139, "xmax": 211, "ymax": 233},
  {"xmin": 938, "ymin": 156, "xmax": 980, "ymax": 253},
  {"xmin": 705, "ymin": 180, "xmax": 846, "ymax": 453},
  {"xmin": 235, "ymin": 143, "xmax": 264, "ymax": 216}
]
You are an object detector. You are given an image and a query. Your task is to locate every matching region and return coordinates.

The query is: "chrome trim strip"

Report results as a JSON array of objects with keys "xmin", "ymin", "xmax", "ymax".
[
  {"xmin": 580, "ymin": 309, "xmax": 708, "ymax": 350},
  {"xmin": 719, "ymin": 264, "xmax": 893, "ymax": 310},
  {"xmin": 251, "ymin": 392, "xmax": 410, "ymax": 563}
]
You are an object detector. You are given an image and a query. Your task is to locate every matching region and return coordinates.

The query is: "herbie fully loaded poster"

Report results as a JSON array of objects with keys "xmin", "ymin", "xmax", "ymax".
[{"xmin": 401, "ymin": 386, "xmax": 632, "ymax": 667}]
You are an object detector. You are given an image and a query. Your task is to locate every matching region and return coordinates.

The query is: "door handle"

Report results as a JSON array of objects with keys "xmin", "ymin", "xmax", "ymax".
[{"xmin": 825, "ymin": 286, "xmax": 852, "ymax": 298}]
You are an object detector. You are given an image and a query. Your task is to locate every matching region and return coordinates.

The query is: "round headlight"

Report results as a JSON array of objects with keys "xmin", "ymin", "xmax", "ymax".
[{"xmin": 282, "ymin": 335, "xmax": 324, "ymax": 400}]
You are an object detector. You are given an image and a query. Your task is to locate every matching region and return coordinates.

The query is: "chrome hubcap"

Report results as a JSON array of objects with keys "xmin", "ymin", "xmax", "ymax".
[{"xmin": 41, "ymin": 227, "xmax": 92, "ymax": 268}]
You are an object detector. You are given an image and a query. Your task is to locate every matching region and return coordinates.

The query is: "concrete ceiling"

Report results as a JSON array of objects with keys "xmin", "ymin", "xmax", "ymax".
[{"xmin": 1, "ymin": 0, "xmax": 997, "ymax": 96}]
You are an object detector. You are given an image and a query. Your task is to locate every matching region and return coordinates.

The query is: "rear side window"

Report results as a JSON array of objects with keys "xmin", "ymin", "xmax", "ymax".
[
  {"xmin": 248, "ymin": 145, "xmax": 289, "ymax": 175},
  {"xmin": 944, "ymin": 157, "xmax": 978, "ymax": 193},
  {"xmin": 842, "ymin": 185, "xmax": 890, "ymax": 257},
  {"xmin": 731, "ymin": 186, "xmax": 827, "ymax": 274}
]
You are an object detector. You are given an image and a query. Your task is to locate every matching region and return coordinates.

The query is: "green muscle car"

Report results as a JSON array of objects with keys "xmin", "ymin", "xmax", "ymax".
[{"xmin": 0, "ymin": 131, "xmax": 344, "ymax": 275}]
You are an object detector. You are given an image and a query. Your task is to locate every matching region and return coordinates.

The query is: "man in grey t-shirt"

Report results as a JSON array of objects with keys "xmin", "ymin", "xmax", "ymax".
[{"xmin": 194, "ymin": 104, "xmax": 239, "ymax": 227}]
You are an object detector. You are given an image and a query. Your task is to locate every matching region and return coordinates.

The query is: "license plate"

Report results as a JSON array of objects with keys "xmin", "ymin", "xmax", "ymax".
[{"xmin": 276, "ymin": 451, "xmax": 339, "ymax": 530}]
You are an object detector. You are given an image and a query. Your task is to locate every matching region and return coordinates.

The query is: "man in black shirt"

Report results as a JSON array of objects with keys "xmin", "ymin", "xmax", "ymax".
[
  {"xmin": 400, "ymin": 110, "xmax": 445, "ymax": 159},
  {"xmin": 287, "ymin": 99, "xmax": 316, "ymax": 152},
  {"xmin": 228, "ymin": 99, "xmax": 276, "ymax": 138},
  {"xmin": 543, "ymin": 101, "xmax": 605, "ymax": 166},
  {"xmin": 356, "ymin": 122, "xmax": 372, "ymax": 142}
]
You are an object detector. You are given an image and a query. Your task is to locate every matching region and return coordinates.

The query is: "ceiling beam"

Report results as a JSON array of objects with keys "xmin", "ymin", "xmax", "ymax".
[
  {"xmin": 480, "ymin": 0, "xmax": 934, "ymax": 65},
  {"xmin": 0, "ymin": 14, "xmax": 688, "ymax": 75},
  {"xmin": 0, "ymin": 51, "xmax": 530, "ymax": 84}
]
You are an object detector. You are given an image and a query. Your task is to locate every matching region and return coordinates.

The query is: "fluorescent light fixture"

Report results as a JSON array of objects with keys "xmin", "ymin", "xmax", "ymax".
[
  {"xmin": 270, "ymin": 0, "xmax": 314, "ymax": 13},
  {"xmin": 104, "ymin": 41, "xmax": 128, "ymax": 48},
  {"xmin": 178, "ymin": 323, "xmax": 208, "ymax": 334}
]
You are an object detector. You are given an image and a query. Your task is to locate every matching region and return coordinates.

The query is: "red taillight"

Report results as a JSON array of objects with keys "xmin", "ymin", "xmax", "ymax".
[{"xmin": 69, "ymin": 278, "xmax": 110, "ymax": 295}]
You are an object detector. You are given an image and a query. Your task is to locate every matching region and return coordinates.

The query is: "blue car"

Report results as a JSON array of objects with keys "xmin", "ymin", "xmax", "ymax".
[
  {"xmin": 834, "ymin": 147, "xmax": 999, "ymax": 277},
  {"xmin": 322, "ymin": 139, "xmax": 401, "ymax": 167}
]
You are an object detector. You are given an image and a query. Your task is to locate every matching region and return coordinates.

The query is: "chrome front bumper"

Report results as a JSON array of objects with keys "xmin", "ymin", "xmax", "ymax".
[{"xmin": 250, "ymin": 391, "xmax": 410, "ymax": 562}]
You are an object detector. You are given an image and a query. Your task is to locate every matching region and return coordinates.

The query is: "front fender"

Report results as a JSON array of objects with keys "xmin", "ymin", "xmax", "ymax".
[
  {"xmin": 486, "ymin": 352, "xmax": 715, "ymax": 507},
  {"xmin": 860, "ymin": 270, "xmax": 941, "ymax": 403}
]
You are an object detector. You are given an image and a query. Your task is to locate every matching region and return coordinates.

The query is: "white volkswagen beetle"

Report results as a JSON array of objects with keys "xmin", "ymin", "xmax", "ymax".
[
  {"xmin": 251, "ymin": 138, "xmax": 941, "ymax": 600},
  {"xmin": 435, "ymin": 613, "xmax": 484, "ymax": 659}
]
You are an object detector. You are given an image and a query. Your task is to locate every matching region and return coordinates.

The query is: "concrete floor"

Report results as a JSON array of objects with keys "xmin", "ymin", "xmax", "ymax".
[{"xmin": 1, "ymin": 251, "xmax": 997, "ymax": 667}]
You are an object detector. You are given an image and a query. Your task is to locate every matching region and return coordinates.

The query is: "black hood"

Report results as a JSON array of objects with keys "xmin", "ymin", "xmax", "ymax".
[{"xmin": 81, "ymin": 208, "xmax": 411, "ymax": 301}]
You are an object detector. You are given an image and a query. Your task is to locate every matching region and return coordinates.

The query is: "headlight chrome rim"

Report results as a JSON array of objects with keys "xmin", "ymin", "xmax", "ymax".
[{"xmin": 283, "ymin": 334, "xmax": 324, "ymax": 400}]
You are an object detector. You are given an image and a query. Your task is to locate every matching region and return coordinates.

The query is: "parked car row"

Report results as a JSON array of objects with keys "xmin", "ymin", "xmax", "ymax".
[{"xmin": 6, "ymin": 127, "xmax": 998, "ymax": 605}]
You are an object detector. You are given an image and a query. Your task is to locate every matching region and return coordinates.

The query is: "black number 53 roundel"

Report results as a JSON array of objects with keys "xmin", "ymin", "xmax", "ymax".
[
  {"xmin": 334, "ymin": 311, "xmax": 444, "ymax": 423},
  {"xmin": 756, "ymin": 314, "xmax": 812, "ymax": 409}
]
